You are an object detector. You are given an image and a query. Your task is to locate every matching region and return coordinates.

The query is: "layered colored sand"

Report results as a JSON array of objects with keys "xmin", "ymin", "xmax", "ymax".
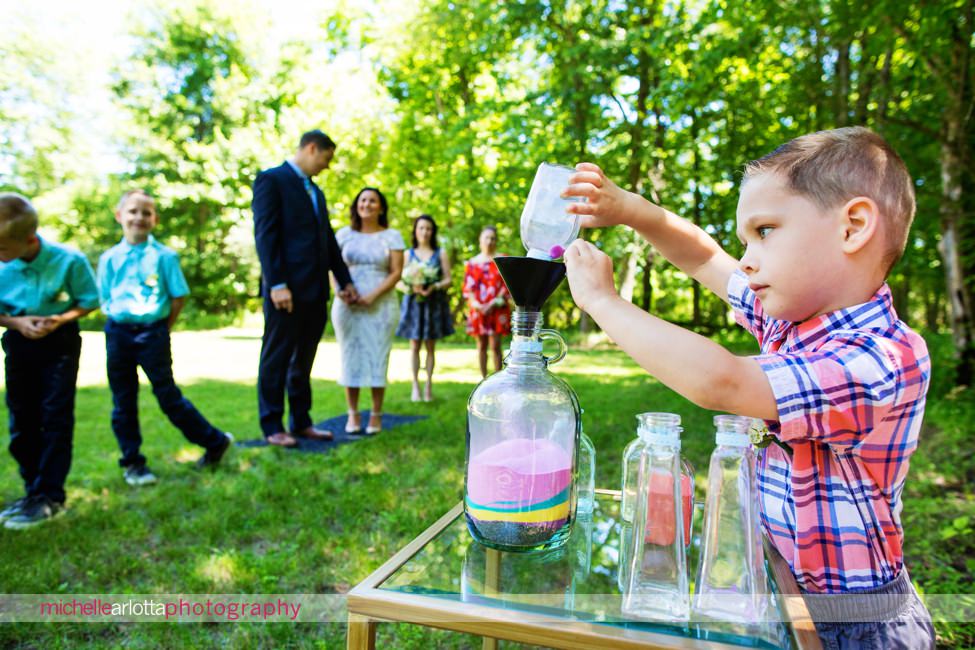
[{"xmin": 466, "ymin": 438, "xmax": 572, "ymax": 547}]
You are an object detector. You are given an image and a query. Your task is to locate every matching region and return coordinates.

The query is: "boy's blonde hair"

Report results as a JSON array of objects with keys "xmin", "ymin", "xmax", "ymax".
[
  {"xmin": 116, "ymin": 189, "xmax": 155, "ymax": 212},
  {"xmin": 0, "ymin": 193, "xmax": 39, "ymax": 241},
  {"xmin": 743, "ymin": 127, "xmax": 915, "ymax": 275}
]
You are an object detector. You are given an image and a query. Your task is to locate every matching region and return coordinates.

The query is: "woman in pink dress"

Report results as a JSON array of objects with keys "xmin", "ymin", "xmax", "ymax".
[{"xmin": 462, "ymin": 226, "xmax": 511, "ymax": 378}]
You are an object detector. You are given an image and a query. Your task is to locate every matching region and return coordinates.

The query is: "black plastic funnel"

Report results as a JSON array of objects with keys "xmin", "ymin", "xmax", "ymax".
[{"xmin": 494, "ymin": 256, "xmax": 566, "ymax": 311}]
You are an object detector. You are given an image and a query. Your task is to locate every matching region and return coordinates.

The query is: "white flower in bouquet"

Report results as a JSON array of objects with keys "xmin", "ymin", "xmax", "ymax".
[{"xmin": 398, "ymin": 261, "xmax": 440, "ymax": 300}]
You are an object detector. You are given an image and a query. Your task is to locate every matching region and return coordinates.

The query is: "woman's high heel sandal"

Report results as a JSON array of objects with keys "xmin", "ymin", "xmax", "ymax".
[
  {"xmin": 345, "ymin": 410, "xmax": 362, "ymax": 435},
  {"xmin": 366, "ymin": 412, "xmax": 383, "ymax": 436}
]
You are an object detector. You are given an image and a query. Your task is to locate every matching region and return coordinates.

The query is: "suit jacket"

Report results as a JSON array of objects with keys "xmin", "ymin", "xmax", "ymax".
[{"xmin": 252, "ymin": 162, "xmax": 352, "ymax": 303}]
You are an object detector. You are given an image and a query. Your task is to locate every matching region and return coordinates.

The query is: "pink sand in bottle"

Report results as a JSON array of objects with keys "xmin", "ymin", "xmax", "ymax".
[
  {"xmin": 643, "ymin": 471, "xmax": 694, "ymax": 546},
  {"xmin": 467, "ymin": 438, "xmax": 572, "ymax": 507}
]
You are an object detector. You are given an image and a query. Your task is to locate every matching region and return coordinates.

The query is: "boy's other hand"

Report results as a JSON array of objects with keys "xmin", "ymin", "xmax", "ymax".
[
  {"xmin": 564, "ymin": 239, "xmax": 618, "ymax": 313},
  {"xmin": 270, "ymin": 286, "xmax": 293, "ymax": 313},
  {"xmin": 564, "ymin": 163, "xmax": 631, "ymax": 229},
  {"xmin": 13, "ymin": 316, "xmax": 52, "ymax": 340}
]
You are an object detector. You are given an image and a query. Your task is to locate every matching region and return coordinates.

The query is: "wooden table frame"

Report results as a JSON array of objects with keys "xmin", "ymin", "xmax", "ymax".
[{"xmin": 346, "ymin": 490, "xmax": 822, "ymax": 650}]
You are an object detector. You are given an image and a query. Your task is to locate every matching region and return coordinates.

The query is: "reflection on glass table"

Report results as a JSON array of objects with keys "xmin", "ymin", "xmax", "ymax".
[{"xmin": 378, "ymin": 491, "xmax": 803, "ymax": 649}]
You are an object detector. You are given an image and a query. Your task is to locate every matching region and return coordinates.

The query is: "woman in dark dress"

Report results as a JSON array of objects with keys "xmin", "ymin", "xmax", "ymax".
[{"xmin": 395, "ymin": 214, "xmax": 454, "ymax": 401}]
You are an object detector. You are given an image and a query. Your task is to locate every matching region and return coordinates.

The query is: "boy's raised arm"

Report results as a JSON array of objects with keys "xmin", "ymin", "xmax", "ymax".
[
  {"xmin": 566, "ymin": 163, "xmax": 739, "ymax": 303},
  {"xmin": 565, "ymin": 239, "xmax": 778, "ymax": 420}
]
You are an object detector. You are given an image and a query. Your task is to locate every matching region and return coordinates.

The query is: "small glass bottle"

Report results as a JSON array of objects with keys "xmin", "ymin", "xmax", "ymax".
[
  {"xmin": 577, "ymin": 427, "xmax": 596, "ymax": 517},
  {"xmin": 618, "ymin": 414, "xmax": 694, "ymax": 591},
  {"xmin": 621, "ymin": 415, "xmax": 689, "ymax": 622},
  {"xmin": 693, "ymin": 415, "xmax": 769, "ymax": 624}
]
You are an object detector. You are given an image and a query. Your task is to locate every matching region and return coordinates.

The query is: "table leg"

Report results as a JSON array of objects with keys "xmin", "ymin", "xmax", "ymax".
[
  {"xmin": 481, "ymin": 637, "xmax": 498, "ymax": 650},
  {"xmin": 347, "ymin": 613, "xmax": 377, "ymax": 650}
]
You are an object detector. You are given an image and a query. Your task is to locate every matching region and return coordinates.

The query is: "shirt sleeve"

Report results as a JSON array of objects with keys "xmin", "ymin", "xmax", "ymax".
[
  {"xmin": 96, "ymin": 253, "xmax": 111, "ymax": 307},
  {"xmin": 161, "ymin": 252, "xmax": 190, "ymax": 299},
  {"xmin": 754, "ymin": 331, "xmax": 900, "ymax": 449},
  {"xmin": 727, "ymin": 269, "xmax": 764, "ymax": 339},
  {"xmin": 387, "ymin": 229, "xmax": 406, "ymax": 251},
  {"xmin": 69, "ymin": 255, "xmax": 100, "ymax": 310}
]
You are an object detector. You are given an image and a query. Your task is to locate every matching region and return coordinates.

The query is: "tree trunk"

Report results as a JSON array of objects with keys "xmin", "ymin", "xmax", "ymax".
[
  {"xmin": 641, "ymin": 249, "xmax": 656, "ymax": 313},
  {"xmin": 939, "ymin": 126, "xmax": 975, "ymax": 383}
]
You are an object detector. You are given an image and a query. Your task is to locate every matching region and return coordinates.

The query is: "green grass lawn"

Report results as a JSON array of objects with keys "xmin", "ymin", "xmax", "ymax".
[{"xmin": 0, "ymin": 329, "xmax": 971, "ymax": 648}]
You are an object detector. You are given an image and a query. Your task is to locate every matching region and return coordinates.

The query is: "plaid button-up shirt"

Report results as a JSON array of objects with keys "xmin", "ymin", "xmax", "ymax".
[{"xmin": 728, "ymin": 270, "xmax": 930, "ymax": 593}]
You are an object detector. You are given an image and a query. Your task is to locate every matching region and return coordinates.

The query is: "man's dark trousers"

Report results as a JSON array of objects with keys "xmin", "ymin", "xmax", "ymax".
[
  {"xmin": 105, "ymin": 319, "xmax": 224, "ymax": 468},
  {"xmin": 3, "ymin": 321, "xmax": 81, "ymax": 504},
  {"xmin": 258, "ymin": 296, "xmax": 329, "ymax": 437}
]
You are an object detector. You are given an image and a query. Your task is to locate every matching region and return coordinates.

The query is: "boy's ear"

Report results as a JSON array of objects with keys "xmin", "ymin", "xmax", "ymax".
[{"xmin": 839, "ymin": 196, "xmax": 880, "ymax": 254}]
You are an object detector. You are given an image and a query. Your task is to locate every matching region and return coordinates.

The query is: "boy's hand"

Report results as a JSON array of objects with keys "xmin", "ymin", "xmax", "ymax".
[
  {"xmin": 12, "ymin": 316, "xmax": 53, "ymax": 340},
  {"xmin": 564, "ymin": 163, "xmax": 633, "ymax": 229},
  {"xmin": 564, "ymin": 240, "xmax": 618, "ymax": 313}
]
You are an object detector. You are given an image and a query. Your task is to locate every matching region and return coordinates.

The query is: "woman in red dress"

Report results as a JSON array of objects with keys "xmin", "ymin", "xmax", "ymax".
[{"xmin": 462, "ymin": 226, "xmax": 511, "ymax": 377}]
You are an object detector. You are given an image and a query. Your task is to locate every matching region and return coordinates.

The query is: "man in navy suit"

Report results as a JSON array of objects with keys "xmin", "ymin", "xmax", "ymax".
[{"xmin": 253, "ymin": 130, "xmax": 358, "ymax": 447}]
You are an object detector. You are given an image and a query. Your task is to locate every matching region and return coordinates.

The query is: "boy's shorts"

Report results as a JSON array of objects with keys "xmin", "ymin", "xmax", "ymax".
[{"xmin": 801, "ymin": 570, "xmax": 935, "ymax": 649}]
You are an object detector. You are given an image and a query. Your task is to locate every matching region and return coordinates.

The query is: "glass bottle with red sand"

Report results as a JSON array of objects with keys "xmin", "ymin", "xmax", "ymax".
[{"xmin": 464, "ymin": 309, "xmax": 581, "ymax": 552}]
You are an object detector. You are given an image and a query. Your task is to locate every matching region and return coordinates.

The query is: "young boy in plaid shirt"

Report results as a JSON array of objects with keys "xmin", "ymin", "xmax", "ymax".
[{"xmin": 562, "ymin": 127, "xmax": 934, "ymax": 647}]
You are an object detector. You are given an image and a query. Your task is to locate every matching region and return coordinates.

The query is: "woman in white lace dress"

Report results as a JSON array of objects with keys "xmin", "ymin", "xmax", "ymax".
[{"xmin": 331, "ymin": 187, "xmax": 404, "ymax": 435}]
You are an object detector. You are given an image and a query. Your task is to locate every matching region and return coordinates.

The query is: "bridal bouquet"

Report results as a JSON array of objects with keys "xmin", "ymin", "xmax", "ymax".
[{"xmin": 397, "ymin": 261, "xmax": 440, "ymax": 300}]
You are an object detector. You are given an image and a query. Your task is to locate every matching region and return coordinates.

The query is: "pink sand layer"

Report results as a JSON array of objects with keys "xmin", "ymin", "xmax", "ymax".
[
  {"xmin": 642, "ymin": 471, "xmax": 694, "ymax": 546},
  {"xmin": 467, "ymin": 438, "xmax": 572, "ymax": 506}
]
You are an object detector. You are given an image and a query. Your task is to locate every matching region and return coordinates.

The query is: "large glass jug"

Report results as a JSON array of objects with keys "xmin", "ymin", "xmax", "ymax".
[
  {"xmin": 693, "ymin": 415, "xmax": 769, "ymax": 624},
  {"xmin": 464, "ymin": 310, "xmax": 581, "ymax": 552}
]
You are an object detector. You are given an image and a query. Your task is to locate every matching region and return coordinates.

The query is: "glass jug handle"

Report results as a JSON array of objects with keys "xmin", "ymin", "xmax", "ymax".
[{"xmin": 538, "ymin": 329, "xmax": 567, "ymax": 365}]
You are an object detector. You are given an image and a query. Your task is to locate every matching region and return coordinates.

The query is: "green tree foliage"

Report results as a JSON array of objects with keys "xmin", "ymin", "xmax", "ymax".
[
  {"xmin": 110, "ymin": 2, "xmax": 273, "ymax": 318},
  {"xmin": 5, "ymin": 0, "xmax": 970, "ymax": 374}
]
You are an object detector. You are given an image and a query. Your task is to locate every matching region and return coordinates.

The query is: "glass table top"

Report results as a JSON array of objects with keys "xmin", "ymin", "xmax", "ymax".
[{"xmin": 379, "ymin": 492, "xmax": 796, "ymax": 649}]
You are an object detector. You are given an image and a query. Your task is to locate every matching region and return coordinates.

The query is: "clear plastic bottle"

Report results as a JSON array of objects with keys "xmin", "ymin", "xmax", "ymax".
[
  {"xmin": 621, "ymin": 415, "xmax": 689, "ymax": 622},
  {"xmin": 520, "ymin": 163, "xmax": 582, "ymax": 260},
  {"xmin": 692, "ymin": 414, "xmax": 769, "ymax": 624},
  {"xmin": 464, "ymin": 309, "xmax": 581, "ymax": 552},
  {"xmin": 618, "ymin": 414, "xmax": 694, "ymax": 591}
]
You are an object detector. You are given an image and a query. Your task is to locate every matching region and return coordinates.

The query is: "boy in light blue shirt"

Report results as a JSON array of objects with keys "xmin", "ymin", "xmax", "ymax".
[
  {"xmin": 97, "ymin": 190, "xmax": 232, "ymax": 486},
  {"xmin": 0, "ymin": 193, "xmax": 99, "ymax": 528}
]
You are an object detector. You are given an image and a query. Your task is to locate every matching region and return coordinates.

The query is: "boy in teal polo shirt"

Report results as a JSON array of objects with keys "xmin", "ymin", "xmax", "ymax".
[
  {"xmin": 0, "ymin": 193, "xmax": 99, "ymax": 528},
  {"xmin": 97, "ymin": 189, "xmax": 232, "ymax": 486}
]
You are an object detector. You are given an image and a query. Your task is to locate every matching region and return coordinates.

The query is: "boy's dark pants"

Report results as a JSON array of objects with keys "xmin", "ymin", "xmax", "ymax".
[
  {"xmin": 3, "ymin": 322, "xmax": 81, "ymax": 504},
  {"xmin": 105, "ymin": 319, "xmax": 223, "ymax": 468}
]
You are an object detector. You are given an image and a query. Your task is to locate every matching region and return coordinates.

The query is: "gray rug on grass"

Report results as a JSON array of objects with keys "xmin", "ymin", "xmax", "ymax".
[{"xmin": 237, "ymin": 411, "xmax": 428, "ymax": 453}]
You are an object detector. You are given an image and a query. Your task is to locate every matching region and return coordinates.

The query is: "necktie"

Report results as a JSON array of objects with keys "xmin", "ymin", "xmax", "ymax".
[{"xmin": 303, "ymin": 178, "xmax": 318, "ymax": 214}]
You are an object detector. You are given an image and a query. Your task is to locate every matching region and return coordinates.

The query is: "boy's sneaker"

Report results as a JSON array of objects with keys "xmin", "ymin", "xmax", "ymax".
[
  {"xmin": 4, "ymin": 496, "xmax": 63, "ymax": 530},
  {"xmin": 124, "ymin": 464, "xmax": 158, "ymax": 486},
  {"xmin": 0, "ymin": 496, "xmax": 29, "ymax": 522},
  {"xmin": 196, "ymin": 432, "xmax": 234, "ymax": 470}
]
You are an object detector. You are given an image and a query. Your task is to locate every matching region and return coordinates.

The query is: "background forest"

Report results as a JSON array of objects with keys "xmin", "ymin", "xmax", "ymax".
[{"xmin": 3, "ymin": 0, "xmax": 972, "ymax": 380}]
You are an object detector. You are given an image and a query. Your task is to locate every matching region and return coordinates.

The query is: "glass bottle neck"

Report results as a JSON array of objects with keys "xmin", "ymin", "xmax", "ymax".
[
  {"xmin": 637, "ymin": 412, "xmax": 682, "ymax": 447},
  {"xmin": 713, "ymin": 414, "xmax": 751, "ymax": 447},
  {"xmin": 506, "ymin": 310, "xmax": 545, "ymax": 368}
]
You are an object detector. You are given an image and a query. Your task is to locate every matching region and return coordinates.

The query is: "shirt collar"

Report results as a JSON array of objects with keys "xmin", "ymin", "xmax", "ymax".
[
  {"xmin": 788, "ymin": 284, "xmax": 896, "ymax": 348},
  {"xmin": 119, "ymin": 235, "xmax": 156, "ymax": 255},
  {"xmin": 286, "ymin": 159, "xmax": 308, "ymax": 180},
  {"xmin": 6, "ymin": 234, "xmax": 51, "ymax": 271}
]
